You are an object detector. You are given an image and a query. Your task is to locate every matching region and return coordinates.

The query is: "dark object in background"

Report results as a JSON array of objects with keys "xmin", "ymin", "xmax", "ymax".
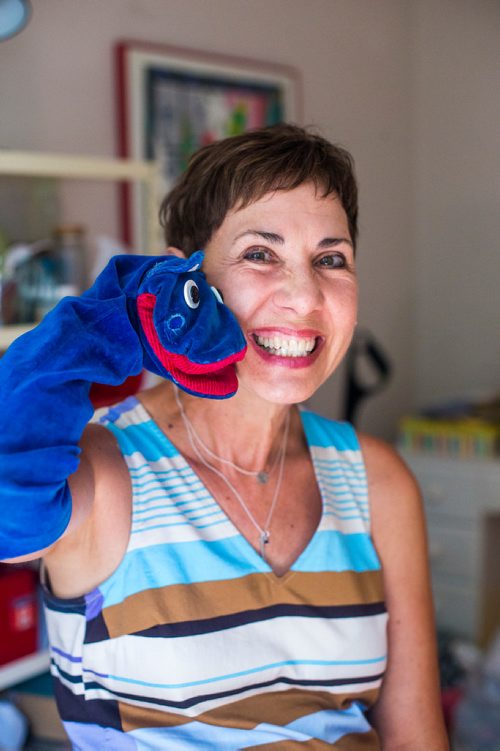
[
  {"xmin": 90, "ymin": 373, "xmax": 144, "ymax": 408},
  {"xmin": 0, "ymin": 564, "xmax": 38, "ymax": 665},
  {"xmin": 343, "ymin": 328, "xmax": 391, "ymax": 426}
]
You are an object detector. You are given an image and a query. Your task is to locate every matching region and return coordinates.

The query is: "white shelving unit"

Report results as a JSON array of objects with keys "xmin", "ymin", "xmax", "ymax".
[
  {"xmin": 400, "ymin": 450, "xmax": 500, "ymax": 645},
  {"xmin": 0, "ymin": 150, "xmax": 157, "ymax": 689},
  {"xmin": 0, "ymin": 149, "xmax": 158, "ymax": 350}
]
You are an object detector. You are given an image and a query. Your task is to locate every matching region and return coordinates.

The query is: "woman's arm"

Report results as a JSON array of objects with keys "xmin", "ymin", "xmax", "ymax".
[{"xmin": 359, "ymin": 433, "xmax": 449, "ymax": 750}]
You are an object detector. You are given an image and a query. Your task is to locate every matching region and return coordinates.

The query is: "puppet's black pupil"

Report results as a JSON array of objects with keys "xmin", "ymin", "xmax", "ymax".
[{"xmin": 190, "ymin": 286, "xmax": 200, "ymax": 305}]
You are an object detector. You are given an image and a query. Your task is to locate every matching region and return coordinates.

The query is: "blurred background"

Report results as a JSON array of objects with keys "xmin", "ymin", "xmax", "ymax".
[
  {"xmin": 0, "ymin": 0, "xmax": 497, "ymax": 440},
  {"xmin": 0, "ymin": 1, "xmax": 498, "ymax": 748}
]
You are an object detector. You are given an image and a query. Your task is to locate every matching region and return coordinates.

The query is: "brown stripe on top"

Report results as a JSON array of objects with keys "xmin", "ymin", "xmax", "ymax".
[
  {"xmin": 244, "ymin": 728, "xmax": 380, "ymax": 750},
  {"xmin": 120, "ymin": 688, "xmax": 380, "ymax": 732},
  {"xmin": 244, "ymin": 740, "xmax": 333, "ymax": 750},
  {"xmin": 104, "ymin": 569, "xmax": 384, "ymax": 638},
  {"xmin": 333, "ymin": 729, "xmax": 381, "ymax": 750},
  {"xmin": 119, "ymin": 702, "xmax": 190, "ymax": 731}
]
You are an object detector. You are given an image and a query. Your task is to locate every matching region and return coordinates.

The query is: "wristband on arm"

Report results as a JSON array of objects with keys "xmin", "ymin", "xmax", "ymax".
[{"xmin": 0, "ymin": 251, "xmax": 246, "ymax": 558}]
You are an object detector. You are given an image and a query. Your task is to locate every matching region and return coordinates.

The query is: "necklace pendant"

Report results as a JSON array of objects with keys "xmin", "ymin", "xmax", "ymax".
[
  {"xmin": 256, "ymin": 471, "xmax": 269, "ymax": 484},
  {"xmin": 259, "ymin": 530, "xmax": 270, "ymax": 559}
]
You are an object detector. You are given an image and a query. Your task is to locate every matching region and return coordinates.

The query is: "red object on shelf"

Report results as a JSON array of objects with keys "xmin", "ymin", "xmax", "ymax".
[
  {"xmin": 441, "ymin": 686, "xmax": 464, "ymax": 734},
  {"xmin": 0, "ymin": 565, "xmax": 38, "ymax": 666}
]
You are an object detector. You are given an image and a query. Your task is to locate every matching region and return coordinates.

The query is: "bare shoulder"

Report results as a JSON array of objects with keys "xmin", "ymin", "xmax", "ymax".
[
  {"xmin": 357, "ymin": 431, "xmax": 425, "ymax": 561},
  {"xmin": 62, "ymin": 421, "xmax": 131, "ymax": 543},
  {"xmin": 80, "ymin": 420, "xmax": 125, "ymax": 469},
  {"xmin": 358, "ymin": 431, "xmax": 425, "ymax": 533},
  {"xmin": 357, "ymin": 432, "xmax": 419, "ymax": 498},
  {"xmin": 60, "ymin": 421, "xmax": 128, "ymax": 535}
]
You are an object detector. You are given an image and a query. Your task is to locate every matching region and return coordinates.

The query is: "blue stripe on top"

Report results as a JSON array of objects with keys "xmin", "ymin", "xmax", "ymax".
[
  {"xmin": 300, "ymin": 410, "xmax": 359, "ymax": 451},
  {"xmin": 105, "ymin": 420, "xmax": 180, "ymax": 461},
  {"xmin": 98, "ymin": 529, "xmax": 379, "ymax": 608}
]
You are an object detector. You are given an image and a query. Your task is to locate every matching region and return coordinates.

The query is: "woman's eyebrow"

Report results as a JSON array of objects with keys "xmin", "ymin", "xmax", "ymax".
[
  {"xmin": 234, "ymin": 230, "xmax": 284, "ymax": 244},
  {"xmin": 234, "ymin": 230, "xmax": 352, "ymax": 248},
  {"xmin": 318, "ymin": 237, "xmax": 353, "ymax": 248}
]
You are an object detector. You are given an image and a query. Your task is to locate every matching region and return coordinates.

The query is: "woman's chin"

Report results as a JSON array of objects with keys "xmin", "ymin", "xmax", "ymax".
[{"xmin": 236, "ymin": 369, "xmax": 321, "ymax": 406}]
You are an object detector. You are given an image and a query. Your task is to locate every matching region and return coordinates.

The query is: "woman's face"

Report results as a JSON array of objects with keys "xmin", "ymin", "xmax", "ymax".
[{"xmin": 200, "ymin": 182, "xmax": 358, "ymax": 405}]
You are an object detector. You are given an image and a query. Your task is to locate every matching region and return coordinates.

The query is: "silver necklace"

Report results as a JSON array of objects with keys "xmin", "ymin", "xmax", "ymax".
[
  {"xmin": 174, "ymin": 387, "xmax": 290, "ymax": 560},
  {"xmin": 177, "ymin": 395, "xmax": 282, "ymax": 485}
]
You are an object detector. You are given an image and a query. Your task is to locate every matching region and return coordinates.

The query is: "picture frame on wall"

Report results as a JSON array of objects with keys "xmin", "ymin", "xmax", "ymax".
[{"xmin": 115, "ymin": 41, "xmax": 301, "ymax": 252}]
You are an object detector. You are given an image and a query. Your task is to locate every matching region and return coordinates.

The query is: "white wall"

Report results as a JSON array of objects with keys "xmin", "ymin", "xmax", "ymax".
[
  {"xmin": 1, "ymin": 0, "xmax": 497, "ymax": 438},
  {"xmin": 411, "ymin": 0, "xmax": 500, "ymax": 409}
]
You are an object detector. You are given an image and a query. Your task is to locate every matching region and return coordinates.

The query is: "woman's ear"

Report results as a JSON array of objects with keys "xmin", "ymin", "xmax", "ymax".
[{"xmin": 166, "ymin": 246, "xmax": 187, "ymax": 259}]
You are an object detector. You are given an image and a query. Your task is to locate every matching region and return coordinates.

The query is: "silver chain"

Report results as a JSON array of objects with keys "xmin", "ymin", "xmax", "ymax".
[
  {"xmin": 174, "ymin": 387, "xmax": 290, "ymax": 560},
  {"xmin": 177, "ymin": 396, "xmax": 282, "ymax": 484}
]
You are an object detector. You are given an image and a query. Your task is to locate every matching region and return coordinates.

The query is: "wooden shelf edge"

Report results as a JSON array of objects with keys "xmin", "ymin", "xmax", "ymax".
[
  {"xmin": 0, "ymin": 150, "xmax": 155, "ymax": 181},
  {"xmin": 0, "ymin": 324, "xmax": 33, "ymax": 350},
  {"xmin": 0, "ymin": 649, "xmax": 50, "ymax": 691}
]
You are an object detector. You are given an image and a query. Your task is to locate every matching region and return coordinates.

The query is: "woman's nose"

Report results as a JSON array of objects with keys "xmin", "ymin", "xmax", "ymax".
[{"xmin": 272, "ymin": 268, "xmax": 323, "ymax": 316}]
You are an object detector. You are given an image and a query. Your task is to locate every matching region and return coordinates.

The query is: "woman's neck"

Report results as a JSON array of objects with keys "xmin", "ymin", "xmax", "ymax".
[{"xmin": 140, "ymin": 380, "xmax": 297, "ymax": 473}]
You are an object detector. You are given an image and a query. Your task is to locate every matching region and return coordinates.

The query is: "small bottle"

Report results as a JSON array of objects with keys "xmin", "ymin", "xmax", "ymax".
[
  {"xmin": 452, "ymin": 670, "xmax": 500, "ymax": 750},
  {"xmin": 52, "ymin": 224, "xmax": 87, "ymax": 296},
  {"xmin": 452, "ymin": 632, "xmax": 500, "ymax": 751}
]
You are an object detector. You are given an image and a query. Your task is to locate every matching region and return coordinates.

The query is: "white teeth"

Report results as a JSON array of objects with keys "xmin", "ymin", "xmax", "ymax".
[{"xmin": 255, "ymin": 334, "xmax": 316, "ymax": 357}]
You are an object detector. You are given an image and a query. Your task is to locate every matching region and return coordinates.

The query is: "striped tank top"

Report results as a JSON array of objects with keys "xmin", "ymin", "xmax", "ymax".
[{"xmin": 43, "ymin": 397, "xmax": 388, "ymax": 750}]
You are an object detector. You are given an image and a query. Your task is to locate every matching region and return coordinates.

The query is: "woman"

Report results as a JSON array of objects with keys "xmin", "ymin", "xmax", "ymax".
[{"xmin": 0, "ymin": 124, "xmax": 448, "ymax": 749}]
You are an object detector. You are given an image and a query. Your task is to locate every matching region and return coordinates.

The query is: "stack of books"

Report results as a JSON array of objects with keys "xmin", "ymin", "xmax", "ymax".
[
  {"xmin": 398, "ymin": 398, "xmax": 500, "ymax": 459},
  {"xmin": 398, "ymin": 416, "xmax": 499, "ymax": 459}
]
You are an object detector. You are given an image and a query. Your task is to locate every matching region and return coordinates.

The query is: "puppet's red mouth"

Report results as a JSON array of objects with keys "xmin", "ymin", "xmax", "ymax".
[
  {"xmin": 158, "ymin": 349, "xmax": 246, "ymax": 397},
  {"xmin": 137, "ymin": 294, "xmax": 246, "ymax": 397}
]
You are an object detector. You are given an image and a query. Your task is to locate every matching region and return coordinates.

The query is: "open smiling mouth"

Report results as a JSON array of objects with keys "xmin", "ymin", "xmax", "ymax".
[{"xmin": 252, "ymin": 333, "xmax": 320, "ymax": 358}]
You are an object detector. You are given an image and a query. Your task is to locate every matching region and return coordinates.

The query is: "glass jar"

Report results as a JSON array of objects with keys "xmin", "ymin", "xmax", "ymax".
[{"xmin": 51, "ymin": 224, "xmax": 87, "ymax": 296}]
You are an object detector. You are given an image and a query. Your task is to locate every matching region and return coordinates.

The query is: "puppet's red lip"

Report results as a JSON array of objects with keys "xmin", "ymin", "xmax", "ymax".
[
  {"xmin": 170, "ymin": 361, "xmax": 239, "ymax": 397},
  {"xmin": 136, "ymin": 292, "xmax": 247, "ymax": 397},
  {"xmin": 166, "ymin": 348, "xmax": 247, "ymax": 397},
  {"xmin": 167, "ymin": 347, "xmax": 247, "ymax": 375}
]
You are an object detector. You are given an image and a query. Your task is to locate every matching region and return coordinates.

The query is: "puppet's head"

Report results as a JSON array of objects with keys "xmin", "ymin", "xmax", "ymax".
[{"xmin": 136, "ymin": 251, "xmax": 246, "ymax": 398}]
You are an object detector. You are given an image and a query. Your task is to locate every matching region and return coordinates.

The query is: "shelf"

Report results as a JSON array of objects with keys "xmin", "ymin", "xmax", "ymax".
[
  {"xmin": 0, "ymin": 650, "xmax": 50, "ymax": 692},
  {"xmin": 0, "ymin": 148, "xmax": 158, "ymax": 254},
  {"xmin": 0, "ymin": 150, "xmax": 155, "ymax": 181},
  {"xmin": 0, "ymin": 149, "xmax": 160, "ymax": 351}
]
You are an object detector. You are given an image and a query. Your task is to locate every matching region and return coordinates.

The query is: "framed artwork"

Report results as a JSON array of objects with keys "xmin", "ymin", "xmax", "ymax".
[{"xmin": 115, "ymin": 41, "xmax": 301, "ymax": 252}]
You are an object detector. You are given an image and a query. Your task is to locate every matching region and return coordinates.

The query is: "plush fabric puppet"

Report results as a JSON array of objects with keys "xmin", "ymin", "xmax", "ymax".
[{"xmin": 0, "ymin": 251, "xmax": 246, "ymax": 558}]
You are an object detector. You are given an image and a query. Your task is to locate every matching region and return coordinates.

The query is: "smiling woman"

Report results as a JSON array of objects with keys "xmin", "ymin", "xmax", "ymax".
[
  {"xmin": 0, "ymin": 124, "xmax": 448, "ymax": 750},
  {"xmin": 197, "ymin": 183, "xmax": 358, "ymax": 405}
]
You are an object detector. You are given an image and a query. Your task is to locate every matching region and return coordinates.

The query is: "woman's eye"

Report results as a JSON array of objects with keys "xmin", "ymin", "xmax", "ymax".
[
  {"xmin": 183, "ymin": 279, "xmax": 200, "ymax": 308},
  {"xmin": 243, "ymin": 247, "xmax": 273, "ymax": 263},
  {"xmin": 317, "ymin": 253, "xmax": 347, "ymax": 269}
]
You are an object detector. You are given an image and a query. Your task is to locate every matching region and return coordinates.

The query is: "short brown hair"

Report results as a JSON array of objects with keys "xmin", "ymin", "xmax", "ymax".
[{"xmin": 159, "ymin": 123, "xmax": 358, "ymax": 254}]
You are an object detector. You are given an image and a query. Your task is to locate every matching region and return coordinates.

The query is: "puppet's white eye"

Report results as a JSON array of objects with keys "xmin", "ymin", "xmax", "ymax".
[
  {"xmin": 211, "ymin": 286, "xmax": 224, "ymax": 304},
  {"xmin": 184, "ymin": 279, "xmax": 200, "ymax": 309}
]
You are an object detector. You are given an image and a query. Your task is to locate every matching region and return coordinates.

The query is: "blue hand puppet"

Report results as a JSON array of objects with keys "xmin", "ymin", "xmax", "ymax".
[
  {"xmin": 0, "ymin": 251, "xmax": 246, "ymax": 558},
  {"xmin": 101, "ymin": 250, "xmax": 247, "ymax": 398}
]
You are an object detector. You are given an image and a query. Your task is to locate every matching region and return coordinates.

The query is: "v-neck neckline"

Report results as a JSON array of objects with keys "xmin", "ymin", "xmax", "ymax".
[{"xmin": 132, "ymin": 398, "xmax": 325, "ymax": 584}]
